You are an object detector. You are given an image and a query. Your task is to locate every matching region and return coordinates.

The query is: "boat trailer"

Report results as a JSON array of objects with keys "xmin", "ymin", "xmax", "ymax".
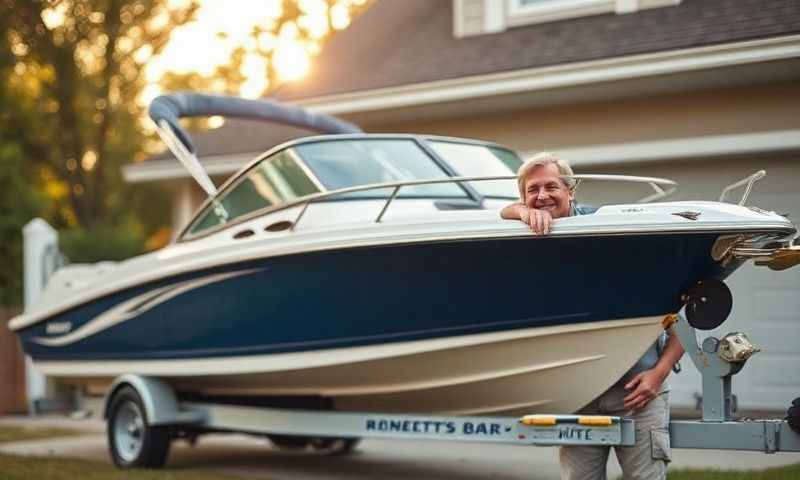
[{"xmin": 103, "ymin": 309, "xmax": 800, "ymax": 468}]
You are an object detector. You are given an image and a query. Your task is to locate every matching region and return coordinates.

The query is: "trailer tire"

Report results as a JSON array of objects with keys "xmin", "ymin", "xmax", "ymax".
[
  {"xmin": 788, "ymin": 397, "xmax": 800, "ymax": 435},
  {"xmin": 107, "ymin": 386, "xmax": 171, "ymax": 468}
]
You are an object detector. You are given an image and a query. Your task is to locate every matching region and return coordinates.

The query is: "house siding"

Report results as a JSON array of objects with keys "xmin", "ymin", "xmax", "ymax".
[{"xmin": 369, "ymin": 82, "xmax": 800, "ymax": 155}]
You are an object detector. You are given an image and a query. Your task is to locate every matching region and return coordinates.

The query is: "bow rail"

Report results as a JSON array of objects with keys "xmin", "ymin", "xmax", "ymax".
[
  {"xmin": 181, "ymin": 174, "xmax": 677, "ymax": 240},
  {"xmin": 719, "ymin": 170, "xmax": 766, "ymax": 205},
  {"xmin": 285, "ymin": 174, "xmax": 677, "ymax": 231}
]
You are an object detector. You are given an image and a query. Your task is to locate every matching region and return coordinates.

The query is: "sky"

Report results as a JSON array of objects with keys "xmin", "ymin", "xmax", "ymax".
[{"xmin": 143, "ymin": 0, "xmax": 362, "ymax": 103}]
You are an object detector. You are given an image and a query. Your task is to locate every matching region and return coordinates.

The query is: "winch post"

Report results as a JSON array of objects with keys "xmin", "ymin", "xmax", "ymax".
[{"xmin": 670, "ymin": 311, "xmax": 739, "ymax": 422}]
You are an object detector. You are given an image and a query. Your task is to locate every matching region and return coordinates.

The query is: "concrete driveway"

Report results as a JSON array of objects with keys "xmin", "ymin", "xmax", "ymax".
[{"xmin": 1, "ymin": 416, "xmax": 799, "ymax": 479}]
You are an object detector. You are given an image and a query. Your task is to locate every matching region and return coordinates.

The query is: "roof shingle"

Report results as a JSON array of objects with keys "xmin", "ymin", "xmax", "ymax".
[{"xmin": 276, "ymin": 0, "xmax": 800, "ymax": 99}]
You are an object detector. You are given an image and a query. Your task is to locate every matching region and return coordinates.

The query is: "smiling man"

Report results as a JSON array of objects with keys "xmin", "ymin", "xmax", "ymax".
[
  {"xmin": 500, "ymin": 152, "xmax": 593, "ymax": 233},
  {"xmin": 500, "ymin": 152, "xmax": 683, "ymax": 480}
]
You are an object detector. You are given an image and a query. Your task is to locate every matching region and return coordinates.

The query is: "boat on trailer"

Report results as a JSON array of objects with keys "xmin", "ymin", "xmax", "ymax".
[{"xmin": 10, "ymin": 93, "xmax": 800, "ymax": 421}]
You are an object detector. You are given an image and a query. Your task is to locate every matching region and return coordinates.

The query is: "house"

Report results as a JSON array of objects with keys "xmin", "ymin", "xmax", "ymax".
[{"xmin": 123, "ymin": 0, "xmax": 800, "ymax": 412}]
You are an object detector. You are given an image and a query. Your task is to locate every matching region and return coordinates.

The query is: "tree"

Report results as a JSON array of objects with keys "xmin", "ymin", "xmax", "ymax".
[
  {"xmin": 0, "ymin": 152, "xmax": 43, "ymax": 307},
  {"xmin": 157, "ymin": 0, "xmax": 371, "ymax": 97},
  {"xmin": 0, "ymin": 0, "xmax": 371, "ymax": 305},
  {"xmin": 0, "ymin": 0, "xmax": 198, "ymax": 305},
  {"xmin": 0, "ymin": 0, "xmax": 199, "ymax": 230}
]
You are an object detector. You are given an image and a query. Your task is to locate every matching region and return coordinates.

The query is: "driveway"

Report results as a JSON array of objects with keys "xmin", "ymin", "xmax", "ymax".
[{"xmin": 2, "ymin": 415, "xmax": 799, "ymax": 479}]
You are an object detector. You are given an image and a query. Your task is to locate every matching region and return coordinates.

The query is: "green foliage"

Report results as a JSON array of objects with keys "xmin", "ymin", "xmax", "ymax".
[
  {"xmin": 0, "ymin": 0, "xmax": 198, "ymax": 306},
  {"xmin": 0, "ymin": 0, "xmax": 199, "ymax": 230},
  {"xmin": 0, "ymin": 426, "xmax": 86, "ymax": 444},
  {"xmin": 157, "ymin": 0, "xmax": 373, "ymax": 97},
  {"xmin": 0, "ymin": 0, "xmax": 373, "ymax": 308},
  {"xmin": 0, "ymin": 145, "xmax": 42, "ymax": 307},
  {"xmin": 665, "ymin": 464, "xmax": 800, "ymax": 480},
  {"xmin": 59, "ymin": 226, "xmax": 145, "ymax": 264},
  {"xmin": 0, "ymin": 453, "xmax": 246, "ymax": 480}
]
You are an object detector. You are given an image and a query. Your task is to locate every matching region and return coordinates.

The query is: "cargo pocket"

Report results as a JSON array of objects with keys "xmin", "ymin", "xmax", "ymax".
[{"xmin": 650, "ymin": 428, "xmax": 671, "ymax": 462}]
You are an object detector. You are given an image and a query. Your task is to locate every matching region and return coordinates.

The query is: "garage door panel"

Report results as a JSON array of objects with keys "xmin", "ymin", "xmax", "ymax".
[
  {"xmin": 749, "ymin": 355, "xmax": 800, "ymax": 388},
  {"xmin": 744, "ymin": 325, "xmax": 800, "ymax": 353}
]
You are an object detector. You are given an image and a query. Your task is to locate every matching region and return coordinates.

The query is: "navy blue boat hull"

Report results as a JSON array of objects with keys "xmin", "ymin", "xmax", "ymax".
[{"xmin": 19, "ymin": 233, "xmax": 727, "ymax": 362}]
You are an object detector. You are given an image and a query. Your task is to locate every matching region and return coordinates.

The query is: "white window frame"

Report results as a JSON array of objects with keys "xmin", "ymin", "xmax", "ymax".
[
  {"xmin": 507, "ymin": 0, "xmax": 613, "ymax": 26},
  {"xmin": 504, "ymin": 0, "xmax": 680, "ymax": 28}
]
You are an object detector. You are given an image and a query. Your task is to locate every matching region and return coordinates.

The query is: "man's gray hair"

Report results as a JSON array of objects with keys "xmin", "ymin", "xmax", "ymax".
[{"xmin": 516, "ymin": 152, "xmax": 575, "ymax": 201}]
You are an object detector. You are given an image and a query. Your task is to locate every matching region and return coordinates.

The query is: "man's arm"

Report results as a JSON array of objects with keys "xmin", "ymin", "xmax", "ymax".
[
  {"xmin": 623, "ymin": 332, "xmax": 685, "ymax": 411},
  {"xmin": 500, "ymin": 202, "xmax": 527, "ymax": 220},
  {"xmin": 500, "ymin": 202, "xmax": 553, "ymax": 234}
]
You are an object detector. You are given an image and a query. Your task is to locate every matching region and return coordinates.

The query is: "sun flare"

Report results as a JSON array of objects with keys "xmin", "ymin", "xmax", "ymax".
[{"xmin": 145, "ymin": 0, "xmax": 364, "ymax": 101}]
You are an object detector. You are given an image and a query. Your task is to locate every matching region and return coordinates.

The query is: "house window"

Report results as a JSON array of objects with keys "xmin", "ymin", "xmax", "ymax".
[
  {"xmin": 507, "ymin": 0, "xmax": 631, "ymax": 27},
  {"xmin": 455, "ymin": 0, "xmax": 680, "ymax": 37}
]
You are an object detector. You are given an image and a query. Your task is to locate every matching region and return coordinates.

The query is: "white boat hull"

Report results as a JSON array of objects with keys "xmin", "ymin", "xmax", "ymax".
[{"xmin": 37, "ymin": 316, "xmax": 665, "ymax": 415}]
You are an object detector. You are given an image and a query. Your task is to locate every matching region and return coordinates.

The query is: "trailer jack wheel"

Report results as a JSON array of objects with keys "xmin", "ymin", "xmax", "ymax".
[
  {"xmin": 107, "ymin": 386, "xmax": 171, "ymax": 468},
  {"xmin": 788, "ymin": 397, "xmax": 800, "ymax": 435},
  {"xmin": 269, "ymin": 434, "xmax": 360, "ymax": 455}
]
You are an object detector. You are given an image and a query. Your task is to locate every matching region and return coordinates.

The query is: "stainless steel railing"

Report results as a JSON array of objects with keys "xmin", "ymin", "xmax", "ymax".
[
  {"xmin": 287, "ymin": 174, "xmax": 678, "ymax": 230},
  {"xmin": 719, "ymin": 170, "xmax": 766, "ymax": 206}
]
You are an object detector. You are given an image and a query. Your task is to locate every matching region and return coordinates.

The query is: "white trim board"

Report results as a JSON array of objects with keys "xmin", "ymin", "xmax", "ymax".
[
  {"xmin": 293, "ymin": 35, "xmax": 800, "ymax": 115},
  {"xmin": 540, "ymin": 130, "xmax": 800, "ymax": 167}
]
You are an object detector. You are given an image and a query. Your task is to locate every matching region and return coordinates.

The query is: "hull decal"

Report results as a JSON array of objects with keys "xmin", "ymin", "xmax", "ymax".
[{"xmin": 32, "ymin": 269, "xmax": 262, "ymax": 347}]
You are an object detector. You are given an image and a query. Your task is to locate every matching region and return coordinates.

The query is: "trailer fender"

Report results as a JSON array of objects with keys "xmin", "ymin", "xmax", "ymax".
[{"xmin": 103, "ymin": 375, "xmax": 203, "ymax": 426}]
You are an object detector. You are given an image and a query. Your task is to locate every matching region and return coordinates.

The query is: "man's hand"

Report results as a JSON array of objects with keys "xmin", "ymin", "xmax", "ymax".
[
  {"xmin": 623, "ymin": 331, "xmax": 685, "ymax": 411},
  {"xmin": 499, "ymin": 202, "xmax": 553, "ymax": 234},
  {"xmin": 623, "ymin": 366, "xmax": 669, "ymax": 411},
  {"xmin": 526, "ymin": 208, "xmax": 553, "ymax": 235}
]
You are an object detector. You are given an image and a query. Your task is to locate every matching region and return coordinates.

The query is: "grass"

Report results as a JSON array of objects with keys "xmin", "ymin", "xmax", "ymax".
[
  {"xmin": 0, "ymin": 455, "xmax": 246, "ymax": 480},
  {"xmin": 0, "ymin": 425, "xmax": 88, "ymax": 443},
  {"xmin": 0, "ymin": 426, "xmax": 245, "ymax": 479},
  {"xmin": 659, "ymin": 463, "xmax": 800, "ymax": 480}
]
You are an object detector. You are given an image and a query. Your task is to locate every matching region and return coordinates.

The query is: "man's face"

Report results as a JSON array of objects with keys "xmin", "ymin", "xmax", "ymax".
[{"xmin": 523, "ymin": 163, "xmax": 573, "ymax": 218}]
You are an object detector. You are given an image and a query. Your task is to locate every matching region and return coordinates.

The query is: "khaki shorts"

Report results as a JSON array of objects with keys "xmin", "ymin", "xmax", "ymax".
[{"xmin": 559, "ymin": 383, "xmax": 671, "ymax": 480}]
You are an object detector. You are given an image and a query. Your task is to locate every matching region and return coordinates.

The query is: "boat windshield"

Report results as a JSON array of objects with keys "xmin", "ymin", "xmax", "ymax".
[
  {"xmin": 293, "ymin": 139, "xmax": 466, "ymax": 199},
  {"xmin": 185, "ymin": 138, "xmax": 468, "ymax": 238},
  {"xmin": 427, "ymin": 140, "xmax": 521, "ymax": 198}
]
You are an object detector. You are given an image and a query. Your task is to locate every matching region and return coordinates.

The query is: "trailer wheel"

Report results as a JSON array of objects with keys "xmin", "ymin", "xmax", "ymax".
[
  {"xmin": 269, "ymin": 435, "xmax": 360, "ymax": 455},
  {"xmin": 107, "ymin": 386, "xmax": 171, "ymax": 468},
  {"xmin": 788, "ymin": 397, "xmax": 800, "ymax": 435}
]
